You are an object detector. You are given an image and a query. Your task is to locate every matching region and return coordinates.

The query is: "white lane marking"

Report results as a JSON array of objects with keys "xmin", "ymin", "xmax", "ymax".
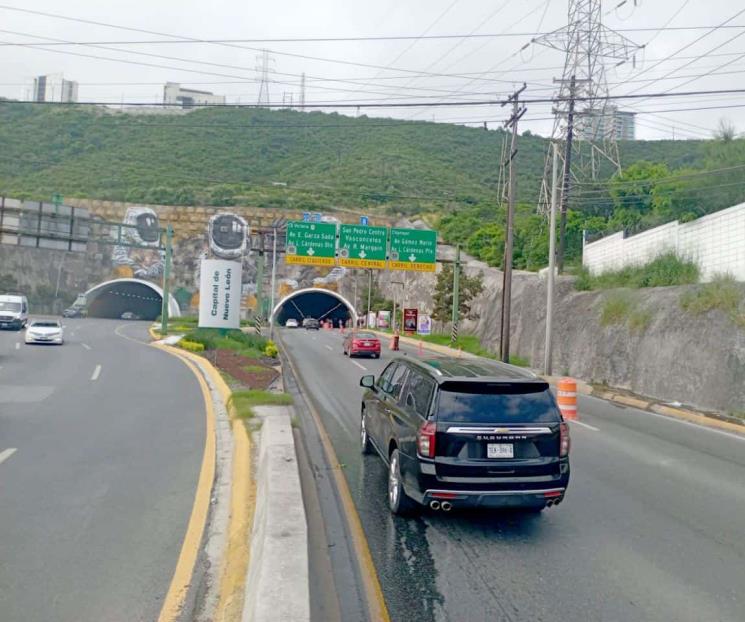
[
  {"xmin": 0, "ymin": 448, "xmax": 17, "ymax": 465},
  {"xmin": 568, "ymin": 419, "xmax": 600, "ymax": 432},
  {"xmin": 82, "ymin": 343, "xmax": 92, "ymax": 350},
  {"xmin": 582, "ymin": 395, "xmax": 745, "ymax": 443},
  {"xmin": 15, "ymin": 343, "xmax": 20, "ymax": 350},
  {"xmin": 91, "ymin": 364, "xmax": 102, "ymax": 381},
  {"xmin": 352, "ymin": 360, "xmax": 367, "ymax": 371},
  {"xmin": 324, "ymin": 345, "xmax": 333, "ymax": 351}
]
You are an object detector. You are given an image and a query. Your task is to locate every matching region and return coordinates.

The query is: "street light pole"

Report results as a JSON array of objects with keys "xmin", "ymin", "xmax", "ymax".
[{"xmin": 544, "ymin": 142, "xmax": 560, "ymax": 375}]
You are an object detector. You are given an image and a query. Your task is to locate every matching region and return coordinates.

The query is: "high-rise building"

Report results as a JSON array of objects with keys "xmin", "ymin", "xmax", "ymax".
[
  {"xmin": 163, "ymin": 82, "xmax": 225, "ymax": 108},
  {"xmin": 580, "ymin": 106, "xmax": 636, "ymax": 141},
  {"xmin": 32, "ymin": 74, "xmax": 78, "ymax": 103}
]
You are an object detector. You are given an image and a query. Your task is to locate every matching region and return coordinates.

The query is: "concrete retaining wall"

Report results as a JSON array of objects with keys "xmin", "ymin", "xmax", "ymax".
[{"xmin": 583, "ymin": 202, "xmax": 745, "ymax": 281}]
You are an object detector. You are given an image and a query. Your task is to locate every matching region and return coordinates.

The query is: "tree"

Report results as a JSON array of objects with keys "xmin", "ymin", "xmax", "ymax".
[
  {"xmin": 431, "ymin": 265, "xmax": 484, "ymax": 327},
  {"xmin": 713, "ymin": 118, "xmax": 737, "ymax": 142}
]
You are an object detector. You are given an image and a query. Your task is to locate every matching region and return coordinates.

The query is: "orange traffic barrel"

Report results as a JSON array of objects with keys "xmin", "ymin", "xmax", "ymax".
[{"xmin": 557, "ymin": 378, "xmax": 578, "ymax": 420}]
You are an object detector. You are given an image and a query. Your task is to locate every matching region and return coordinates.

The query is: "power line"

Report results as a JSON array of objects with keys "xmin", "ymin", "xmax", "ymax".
[{"xmin": 5, "ymin": 26, "xmax": 745, "ymax": 46}]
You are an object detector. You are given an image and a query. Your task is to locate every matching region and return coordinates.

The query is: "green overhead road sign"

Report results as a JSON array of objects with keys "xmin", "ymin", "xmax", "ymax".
[
  {"xmin": 285, "ymin": 221, "xmax": 337, "ymax": 266},
  {"xmin": 389, "ymin": 228, "xmax": 437, "ymax": 272},
  {"xmin": 338, "ymin": 224, "xmax": 388, "ymax": 269}
]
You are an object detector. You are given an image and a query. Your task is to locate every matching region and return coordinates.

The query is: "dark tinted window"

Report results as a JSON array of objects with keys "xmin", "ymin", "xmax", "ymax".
[
  {"xmin": 387, "ymin": 365, "xmax": 410, "ymax": 400},
  {"xmin": 405, "ymin": 372, "xmax": 435, "ymax": 418},
  {"xmin": 377, "ymin": 362, "xmax": 398, "ymax": 392},
  {"xmin": 437, "ymin": 383, "xmax": 561, "ymax": 423}
]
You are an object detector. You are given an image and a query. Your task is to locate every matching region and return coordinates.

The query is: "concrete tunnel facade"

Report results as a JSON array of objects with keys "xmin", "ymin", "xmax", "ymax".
[
  {"xmin": 84, "ymin": 278, "xmax": 181, "ymax": 320},
  {"xmin": 271, "ymin": 288, "xmax": 357, "ymax": 327}
]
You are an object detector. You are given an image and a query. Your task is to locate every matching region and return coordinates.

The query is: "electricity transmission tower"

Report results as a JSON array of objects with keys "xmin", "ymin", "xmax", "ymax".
[
  {"xmin": 533, "ymin": 0, "xmax": 642, "ymax": 269},
  {"xmin": 255, "ymin": 49, "xmax": 275, "ymax": 106}
]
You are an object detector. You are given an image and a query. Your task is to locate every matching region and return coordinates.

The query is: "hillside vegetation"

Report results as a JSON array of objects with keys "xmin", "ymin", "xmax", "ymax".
[{"xmin": 1, "ymin": 102, "xmax": 743, "ymax": 267}]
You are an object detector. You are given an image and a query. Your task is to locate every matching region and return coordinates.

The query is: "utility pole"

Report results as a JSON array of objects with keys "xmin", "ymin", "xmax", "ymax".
[
  {"xmin": 499, "ymin": 83, "xmax": 527, "ymax": 364},
  {"xmin": 366, "ymin": 269, "xmax": 372, "ymax": 328},
  {"xmin": 299, "ymin": 72, "xmax": 306, "ymax": 110},
  {"xmin": 255, "ymin": 232, "xmax": 265, "ymax": 321},
  {"xmin": 451, "ymin": 245, "xmax": 460, "ymax": 346},
  {"xmin": 269, "ymin": 228, "xmax": 278, "ymax": 337},
  {"xmin": 160, "ymin": 224, "xmax": 173, "ymax": 336},
  {"xmin": 544, "ymin": 143, "xmax": 560, "ymax": 375},
  {"xmin": 556, "ymin": 74, "xmax": 576, "ymax": 273}
]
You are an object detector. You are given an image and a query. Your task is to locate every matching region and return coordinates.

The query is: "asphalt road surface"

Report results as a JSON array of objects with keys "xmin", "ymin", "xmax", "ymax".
[
  {"xmin": 0, "ymin": 319, "xmax": 205, "ymax": 622},
  {"xmin": 281, "ymin": 327, "xmax": 745, "ymax": 622}
]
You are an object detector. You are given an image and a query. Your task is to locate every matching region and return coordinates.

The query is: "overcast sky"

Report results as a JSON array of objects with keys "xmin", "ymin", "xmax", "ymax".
[{"xmin": 1, "ymin": 1, "xmax": 744, "ymax": 140}]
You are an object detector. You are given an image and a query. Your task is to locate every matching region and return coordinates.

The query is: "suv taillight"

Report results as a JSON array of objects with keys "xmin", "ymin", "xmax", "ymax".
[
  {"xmin": 559, "ymin": 422, "xmax": 570, "ymax": 457},
  {"xmin": 417, "ymin": 421, "xmax": 436, "ymax": 458}
]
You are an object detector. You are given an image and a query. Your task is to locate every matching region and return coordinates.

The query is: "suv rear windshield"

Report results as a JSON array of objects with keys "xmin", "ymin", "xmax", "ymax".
[{"xmin": 436, "ymin": 382, "xmax": 561, "ymax": 424}]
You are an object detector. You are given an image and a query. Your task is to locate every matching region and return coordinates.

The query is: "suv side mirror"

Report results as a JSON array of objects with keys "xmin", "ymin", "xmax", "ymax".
[{"xmin": 360, "ymin": 375, "xmax": 375, "ymax": 389}]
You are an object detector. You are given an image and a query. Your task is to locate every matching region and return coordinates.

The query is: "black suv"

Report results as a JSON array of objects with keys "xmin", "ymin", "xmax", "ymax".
[{"xmin": 359, "ymin": 356, "xmax": 570, "ymax": 515}]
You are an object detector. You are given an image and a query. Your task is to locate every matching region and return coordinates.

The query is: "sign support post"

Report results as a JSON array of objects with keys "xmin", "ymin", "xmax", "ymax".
[
  {"xmin": 160, "ymin": 224, "xmax": 173, "ymax": 336},
  {"xmin": 451, "ymin": 244, "xmax": 460, "ymax": 346}
]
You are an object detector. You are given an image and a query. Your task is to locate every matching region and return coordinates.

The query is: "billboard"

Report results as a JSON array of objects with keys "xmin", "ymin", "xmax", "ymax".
[
  {"xmin": 403, "ymin": 308, "xmax": 418, "ymax": 335},
  {"xmin": 198, "ymin": 259, "xmax": 242, "ymax": 329},
  {"xmin": 376, "ymin": 310, "xmax": 391, "ymax": 329},
  {"xmin": 417, "ymin": 313, "xmax": 432, "ymax": 335},
  {"xmin": 367, "ymin": 311, "xmax": 376, "ymax": 329}
]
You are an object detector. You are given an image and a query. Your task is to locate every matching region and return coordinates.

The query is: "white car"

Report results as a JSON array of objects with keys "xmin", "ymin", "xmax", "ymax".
[
  {"xmin": 285, "ymin": 318, "xmax": 299, "ymax": 328},
  {"xmin": 25, "ymin": 319, "xmax": 64, "ymax": 345}
]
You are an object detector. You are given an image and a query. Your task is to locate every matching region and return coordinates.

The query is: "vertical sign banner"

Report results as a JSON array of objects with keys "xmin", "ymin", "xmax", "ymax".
[
  {"xmin": 198, "ymin": 258, "xmax": 242, "ymax": 329},
  {"xmin": 376, "ymin": 310, "xmax": 391, "ymax": 329},
  {"xmin": 285, "ymin": 221, "xmax": 337, "ymax": 266},
  {"xmin": 367, "ymin": 311, "xmax": 377, "ymax": 329},
  {"xmin": 403, "ymin": 308, "xmax": 418, "ymax": 335},
  {"xmin": 389, "ymin": 228, "xmax": 437, "ymax": 272},
  {"xmin": 338, "ymin": 224, "xmax": 388, "ymax": 269},
  {"xmin": 417, "ymin": 313, "xmax": 432, "ymax": 335}
]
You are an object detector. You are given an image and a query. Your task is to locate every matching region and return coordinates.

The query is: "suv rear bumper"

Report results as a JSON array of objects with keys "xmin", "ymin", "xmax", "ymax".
[{"xmin": 418, "ymin": 487, "xmax": 566, "ymax": 509}]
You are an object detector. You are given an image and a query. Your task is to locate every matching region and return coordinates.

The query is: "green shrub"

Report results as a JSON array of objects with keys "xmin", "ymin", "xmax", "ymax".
[
  {"xmin": 577, "ymin": 252, "xmax": 699, "ymax": 291},
  {"xmin": 228, "ymin": 390, "xmax": 293, "ymax": 419},
  {"xmin": 628, "ymin": 308, "xmax": 653, "ymax": 333},
  {"xmin": 680, "ymin": 274, "xmax": 744, "ymax": 324},
  {"xmin": 264, "ymin": 341, "xmax": 279, "ymax": 358},
  {"xmin": 178, "ymin": 339, "xmax": 205, "ymax": 352},
  {"xmin": 600, "ymin": 292, "xmax": 634, "ymax": 326}
]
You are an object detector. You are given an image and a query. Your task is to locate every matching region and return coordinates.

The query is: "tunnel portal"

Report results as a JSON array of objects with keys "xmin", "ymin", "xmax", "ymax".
[{"xmin": 272, "ymin": 288, "xmax": 357, "ymax": 327}]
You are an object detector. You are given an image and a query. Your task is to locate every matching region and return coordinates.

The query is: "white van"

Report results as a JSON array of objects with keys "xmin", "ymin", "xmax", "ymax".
[{"xmin": 0, "ymin": 294, "xmax": 29, "ymax": 330}]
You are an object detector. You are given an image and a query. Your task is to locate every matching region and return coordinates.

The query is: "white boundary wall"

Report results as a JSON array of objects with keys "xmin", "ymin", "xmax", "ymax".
[{"xmin": 583, "ymin": 202, "xmax": 745, "ymax": 281}]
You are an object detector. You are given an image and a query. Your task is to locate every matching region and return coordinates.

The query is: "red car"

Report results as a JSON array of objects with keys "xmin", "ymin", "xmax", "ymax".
[{"xmin": 343, "ymin": 331, "xmax": 381, "ymax": 358}]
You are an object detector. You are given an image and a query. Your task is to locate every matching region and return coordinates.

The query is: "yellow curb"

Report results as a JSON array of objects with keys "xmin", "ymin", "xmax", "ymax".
[
  {"xmin": 650, "ymin": 404, "xmax": 745, "ymax": 435},
  {"xmin": 609, "ymin": 394, "xmax": 651, "ymax": 410},
  {"xmin": 157, "ymin": 345, "xmax": 256, "ymax": 622},
  {"xmin": 214, "ymin": 414, "xmax": 255, "ymax": 622},
  {"xmin": 281, "ymin": 338, "xmax": 391, "ymax": 622},
  {"xmin": 151, "ymin": 345, "xmax": 217, "ymax": 622}
]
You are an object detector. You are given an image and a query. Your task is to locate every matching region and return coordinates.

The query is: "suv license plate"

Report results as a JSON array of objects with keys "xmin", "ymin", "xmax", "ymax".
[{"xmin": 487, "ymin": 443, "xmax": 514, "ymax": 458}]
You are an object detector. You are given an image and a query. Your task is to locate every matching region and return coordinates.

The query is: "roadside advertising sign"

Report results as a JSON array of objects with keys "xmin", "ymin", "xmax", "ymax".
[
  {"xmin": 198, "ymin": 258, "xmax": 242, "ymax": 329},
  {"xmin": 367, "ymin": 311, "xmax": 377, "ymax": 329},
  {"xmin": 285, "ymin": 221, "xmax": 337, "ymax": 266},
  {"xmin": 403, "ymin": 308, "xmax": 418, "ymax": 335},
  {"xmin": 417, "ymin": 313, "xmax": 432, "ymax": 335},
  {"xmin": 377, "ymin": 310, "xmax": 391, "ymax": 329},
  {"xmin": 338, "ymin": 224, "xmax": 388, "ymax": 269},
  {"xmin": 389, "ymin": 228, "xmax": 437, "ymax": 272}
]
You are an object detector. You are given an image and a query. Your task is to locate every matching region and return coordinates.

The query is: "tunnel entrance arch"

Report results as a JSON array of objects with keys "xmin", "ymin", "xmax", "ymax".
[
  {"xmin": 84, "ymin": 278, "xmax": 181, "ymax": 320},
  {"xmin": 271, "ymin": 288, "xmax": 357, "ymax": 327}
]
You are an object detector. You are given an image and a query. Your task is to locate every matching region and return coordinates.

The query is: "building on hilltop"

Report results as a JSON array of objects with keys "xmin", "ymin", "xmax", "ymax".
[
  {"xmin": 163, "ymin": 82, "xmax": 225, "ymax": 108},
  {"xmin": 32, "ymin": 74, "xmax": 78, "ymax": 103},
  {"xmin": 579, "ymin": 105, "xmax": 636, "ymax": 141}
]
